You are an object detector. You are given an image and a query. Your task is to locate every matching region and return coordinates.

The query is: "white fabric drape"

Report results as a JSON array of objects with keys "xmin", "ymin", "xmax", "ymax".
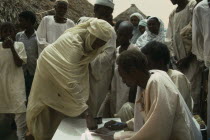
[{"xmin": 27, "ymin": 18, "xmax": 114, "ymax": 140}]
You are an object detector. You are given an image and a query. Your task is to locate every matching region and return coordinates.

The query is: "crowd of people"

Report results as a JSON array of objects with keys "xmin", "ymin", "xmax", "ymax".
[{"xmin": 0, "ymin": 0, "xmax": 210, "ymax": 139}]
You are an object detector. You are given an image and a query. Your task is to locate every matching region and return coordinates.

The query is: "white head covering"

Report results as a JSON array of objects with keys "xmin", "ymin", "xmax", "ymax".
[
  {"xmin": 130, "ymin": 13, "xmax": 144, "ymax": 22},
  {"xmin": 136, "ymin": 17, "xmax": 165, "ymax": 47},
  {"xmin": 95, "ymin": 0, "xmax": 115, "ymax": 9},
  {"xmin": 56, "ymin": 0, "xmax": 69, "ymax": 4},
  {"xmin": 130, "ymin": 13, "xmax": 144, "ymax": 44},
  {"xmin": 139, "ymin": 19, "xmax": 147, "ymax": 27}
]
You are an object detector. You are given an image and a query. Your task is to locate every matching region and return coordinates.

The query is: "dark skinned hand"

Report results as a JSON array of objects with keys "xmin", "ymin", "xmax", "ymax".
[
  {"xmin": 104, "ymin": 120, "xmax": 127, "ymax": 131},
  {"xmin": 3, "ymin": 37, "xmax": 14, "ymax": 48}
]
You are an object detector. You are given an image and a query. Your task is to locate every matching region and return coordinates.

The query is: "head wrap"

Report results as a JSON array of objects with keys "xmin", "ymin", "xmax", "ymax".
[
  {"xmin": 136, "ymin": 17, "xmax": 165, "ymax": 47},
  {"xmin": 55, "ymin": 0, "xmax": 69, "ymax": 4},
  {"xmin": 130, "ymin": 13, "xmax": 144, "ymax": 21},
  {"xmin": 139, "ymin": 19, "xmax": 147, "ymax": 27},
  {"xmin": 95, "ymin": 0, "xmax": 115, "ymax": 9},
  {"xmin": 65, "ymin": 18, "xmax": 113, "ymax": 51}
]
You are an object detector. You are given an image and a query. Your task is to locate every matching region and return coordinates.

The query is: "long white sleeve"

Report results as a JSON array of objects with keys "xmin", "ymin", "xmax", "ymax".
[{"xmin": 36, "ymin": 17, "xmax": 49, "ymax": 54}]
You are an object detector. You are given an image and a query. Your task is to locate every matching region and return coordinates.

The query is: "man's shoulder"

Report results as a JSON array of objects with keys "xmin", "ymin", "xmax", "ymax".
[
  {"xmin": 42, "ymin": 15, "xmax": 53, "ymax": 21},
  {"xmin": 16, "ymin": 31, "xmax": 25, "ymax": 40},
  {"xmin": 167, "ymin": 69, "xmax": 184, "ymax": 76},
  {"xmin": 167, "ymin": 69, "xmax": 188, "ymax": 81},
  {"xmin": 66, "ymin": 18, "xmax": 75, "ymax": 25},
  {"xmin": 149, "ymin": 70, "xmax": 170, "ymax": 83},
  {"xmin": 194, "ymin": 0, "xmax": 208, "ymax": 11}
]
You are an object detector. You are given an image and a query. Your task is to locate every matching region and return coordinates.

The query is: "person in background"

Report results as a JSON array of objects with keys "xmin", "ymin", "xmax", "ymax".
[
  {"xmin": 110, "ymin": 21, "xmax": 139, "ymax": 122},
  {"xmin": 136, "ymin": 17, "xmax": 165, "ymax": 47},
  {"xmin": 138, "ymin": 19, "xmax": 147, "ymax": 35},
  {"xmin": 36, "ymin": 0, "xmax": 75, "ymax": 55},
  {"xmin": 129, "ymin": 13, "xmax": 144, "ymax": 44},
  {"xmin": 85, "ymin": 0, "xmax": 117, "ymax": 117},
  {"xmin": 114, "ymin": 20, "xmax": 124, "ymax": 47},
  {"xmin": 166, "ymin": 0, "xmax": 202, "ymax": 113},
  {"xmin": 16, "ymin": 11, "xmax": 38, "ymax": 100},
  {"xmin": 192, "ymin": 0, "xmax": 210, "ymax": 137},
  {"xmin": 0, "ymin": 22, "xmax": 27, "ymax": 140},
  {"xmin": 105, "ymin": 49, "xmax": 202, "ymax": 140},
  {"xmin": 141, "ymin": 41, "xmax": 193, "ymax": 111}
]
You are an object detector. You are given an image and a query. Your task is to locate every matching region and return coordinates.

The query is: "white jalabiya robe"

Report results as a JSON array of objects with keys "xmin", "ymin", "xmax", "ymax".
[
  {"xmin": 0, "ymin": 42, "xmax": 27, "ymax": 113},
  {"xmin": 126, "ymin": 69, "xmax": 194, "ymax": 132},
  {"xmin": 37, "ymin": 15, "xmax": 75, "ymax": 55},
  {"xmin": 111, "ymin": 44, "xmax": 139, "ymax": 114},
  {"xmin": 166, "ymin": 0, "xmax": 202, "ymax": 105},
  {"xmin": 87, "ymin": 30, "xmax": 116, "ymax": 117},
  {"xmin": 115, "ymin": 70, "xmax": 202, "ymax": 140},
  {"xmin": 192, "ymin": 0, "xmax": 210, "ymax": 137}
]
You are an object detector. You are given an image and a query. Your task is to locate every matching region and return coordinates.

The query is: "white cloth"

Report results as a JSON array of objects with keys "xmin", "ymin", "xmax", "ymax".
[
  {"xmin": 167, "ymin": 69, "xmax": 193, "ymax": 111},
  {"xmin": 119, "ymin": 70, "xmax": 202, "ymax": 140},
  {"xmin": 128, "ymin": 69, "xmax": 196, "ymax": 132},
  {"xmin": 0, "ymin": 42, "xmax": 27, "ymax": 113},
  {"xmin": 166, "ymin": 0, "xmax": 196, "ymax": 59},
  {"xmin": 111, "ymin": 44, "xmax": 139, "ymax": 113},
  {"xmin": 192, "ymin": 0, "xmax": 210, "ymax": 67},
  {"xmin": 115, "ymin": 102, "xmax": 134, "ymax": 123},
  {"xmin": 87, "ymin": 28, "xmax": 116, "ymax": 117},
  {"xmin": 27, "ymin": 18, "xmax": 114, "ymax": 140},
  {"xmin": 192, "ymin": 1, "xmax": 210, "ymax": 137},
  {"xmin": 15, "ymin": 113, "xmax": 27, "ymax": 140},
  {"xmin": 36, "ymin": 15, "xmax": 75, "ymax": 55},
  {"xmin": 166, "ymin": 0, "xmax": 202, "ymax": 105},
  {"xmin": 130, "ymin": 13, "xmax": 144, "ymax": 44},
  {"xmin": 136, "ymin": 17, "xmax": 165, "ymax": 48},
  {"xmin": 95, "ymin": 0, "xmax": 114, "ymax": 9}
]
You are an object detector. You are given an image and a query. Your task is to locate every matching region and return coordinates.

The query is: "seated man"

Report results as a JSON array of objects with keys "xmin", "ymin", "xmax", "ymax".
[
  {"xmin": 141, "ymin": 41, "xmax": 193, "ymax": 111},
  {"xmin": 105, "ymin": 49, "xmax": 202, "ymax": 139}
]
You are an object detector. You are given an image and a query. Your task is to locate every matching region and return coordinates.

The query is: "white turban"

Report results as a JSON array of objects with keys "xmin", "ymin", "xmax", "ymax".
[
  {"xmin": 130, "ymin": 13, "xmax": 144, "ymax": 21},
  {"xmin": 95, "ymin": 0, "xmax": 114, "ymax": 9},
  {"xmin": 56, "ymin": 0, "xmax": 69, "ymax": 4}
]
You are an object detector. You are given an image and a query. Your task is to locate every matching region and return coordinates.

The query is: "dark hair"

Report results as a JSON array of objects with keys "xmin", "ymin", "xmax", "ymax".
[
  {"xmin": 19, "ymin": 11, "xmax": 37, "ymax": 25},
  {"xmin": 0, "ymin": 22, "xmax": 15, "ymax": 33},
  {"xmin": 117, "ymin": 49, "xmax": 148, "ymax": 73},
  {"xmin": 94, "ymin": 4, "xmax": 113, "ymax": 14},
  {"xmin": 114, "ymin": 20, "xmax": 124, "ymax": 31},
  {"xmin": 141, "ymin": 41, "xmax": 170, "ymax": 65}
]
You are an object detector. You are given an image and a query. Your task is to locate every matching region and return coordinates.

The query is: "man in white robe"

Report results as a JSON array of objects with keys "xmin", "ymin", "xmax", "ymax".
[
  {"xmin": 85, "ymin": 0, "xmax": 117, "ymax": 117},
  {"xmin": 105, "ymin": 49, "xmax": 202, "ymax": 140},
  {"xmin": 166, "ymin": 0, "xmax": 202, "ymax": 112},
  {"xmin": 26, "ymin": 19, "xmax": 114, "ymax": 140},
  {"xmin": 192, "ymin": 0, "xmax": 210, "ymax": 137},
  {"xmin": 36, "ymin": 0, "xmax": 75, "ymax": 55},
  {"xmin": 110, "ymin": 21, "xmax": 139, "ymax": 121}
]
